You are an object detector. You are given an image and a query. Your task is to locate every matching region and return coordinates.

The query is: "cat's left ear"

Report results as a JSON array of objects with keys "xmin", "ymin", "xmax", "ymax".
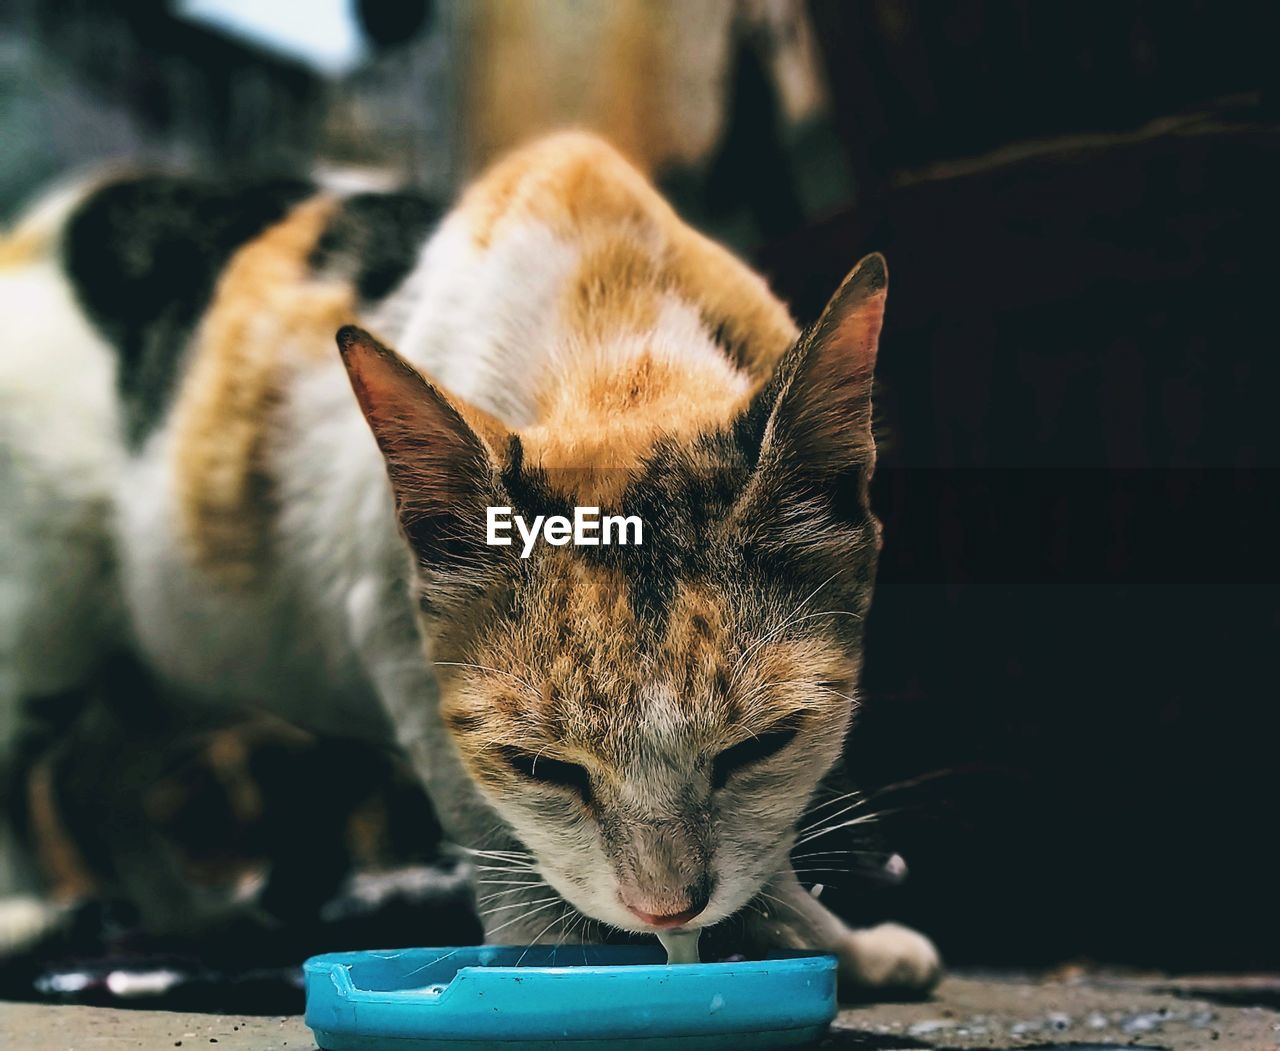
[
  {"xmin": 337, "ymin": 325, "xmax": 514, "ymax": 610},
  {"xmin": 741, "ymin": 253, "xmax": 886, "ymax": 517}
]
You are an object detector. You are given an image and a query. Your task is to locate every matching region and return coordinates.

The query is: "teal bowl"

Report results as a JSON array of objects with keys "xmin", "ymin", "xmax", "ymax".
[{"xmin": 304, "ymin": 945, "xmax": 837, "ymax": 1051}]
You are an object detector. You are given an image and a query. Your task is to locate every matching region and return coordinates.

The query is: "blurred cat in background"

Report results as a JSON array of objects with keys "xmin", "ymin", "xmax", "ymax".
[
  {"xmin": 3, "ymin": 651, "xmax": 442, "ymax": 945},
  {"xmin": 0, "ymin": 131, "xmax": 938, "ymax": 994}
]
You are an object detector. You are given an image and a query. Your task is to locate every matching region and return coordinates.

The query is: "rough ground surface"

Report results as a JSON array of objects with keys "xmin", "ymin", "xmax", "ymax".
[{"xmin": 2, "ymin": 972, "xmax": 1278, "ymax": 1050}]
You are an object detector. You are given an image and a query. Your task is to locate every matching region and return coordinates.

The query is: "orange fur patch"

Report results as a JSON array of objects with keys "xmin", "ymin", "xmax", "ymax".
[
  {"xmin": 458, "ymin": 133, "xmax": 800, "ymax": 504},
  {"xmin": 172, "ymin": 196, "xmax": 356, "ymax": 585},
  {"xmin": 462, "ymin": 133, "xmax": 797, "ymax": 378},
  {"xmin": 665, "ymin": 232, "xmax": 800, "ymax": 379},
  {"xmin": 522, "ymin": 350, "xmax": 748, "ymax": 506}
]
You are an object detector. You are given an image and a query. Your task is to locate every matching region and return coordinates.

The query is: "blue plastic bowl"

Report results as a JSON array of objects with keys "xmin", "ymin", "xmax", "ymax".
[{"xmin": 304, "ymin": 945, "xmax": 838, "ymax": 1051}]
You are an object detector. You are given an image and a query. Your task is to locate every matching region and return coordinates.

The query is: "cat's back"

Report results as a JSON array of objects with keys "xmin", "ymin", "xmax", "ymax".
[
  {"xmin": 0, "ymin": 173, "xmax": 444, "ymax": 726},
  {"xmin": 403, "ymin": 132, "xmax": 798, "ymax": 409},
  {"xmin": 0, "ymin": 136, "xmax": 800, "ymax": 713}
]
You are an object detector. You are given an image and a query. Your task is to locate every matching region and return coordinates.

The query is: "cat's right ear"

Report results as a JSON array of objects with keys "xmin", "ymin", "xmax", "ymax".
[
  {"xmin": 338, "ymin": 326, "xmax": 513, "ymax": 606},
  {"xmin": 736, "ymin": 253, "xmax": 886, "ymax": 521}
]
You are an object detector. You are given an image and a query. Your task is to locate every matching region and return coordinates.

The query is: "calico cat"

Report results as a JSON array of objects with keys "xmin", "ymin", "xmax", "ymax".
[{"xmin": 0, "ymin": 132, "xmax": 938, "ymax": 992}]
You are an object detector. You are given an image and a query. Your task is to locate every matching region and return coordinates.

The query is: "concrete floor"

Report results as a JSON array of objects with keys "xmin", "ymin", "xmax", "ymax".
[{"xmin": 2, "ymin": 972, "xmax": 1278, "ymax": 1050}]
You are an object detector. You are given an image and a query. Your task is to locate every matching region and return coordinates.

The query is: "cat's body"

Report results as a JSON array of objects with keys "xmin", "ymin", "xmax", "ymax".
[{"xmin": 0, "ymin": 133, "xmax": 938, "ymax": 992}]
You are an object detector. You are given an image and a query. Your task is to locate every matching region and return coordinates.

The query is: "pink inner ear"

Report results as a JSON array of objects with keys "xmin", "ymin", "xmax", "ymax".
[
  {"xmin": 805, "ymin": 253, "xmax": 887, "ymax": 396},
  {"xmin": 338, "ymin": 325, "xmax": 490, "ymax": 511},
  {"xmin": 339, "ymin": 325, "xmax": 432, "ymax": 433},
  {"xmin": 825, "ymin": 289, "xmax": 885, "ymax": 380},
  {"xmin": 777, "ymin": 269, "xmax": 887, "ymax": 472}
]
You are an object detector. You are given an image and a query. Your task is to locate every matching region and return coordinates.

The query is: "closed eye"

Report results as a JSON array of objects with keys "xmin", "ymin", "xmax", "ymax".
[
  {"xmin": 503, "ymin": 748, "xmax": 592, "ymax": 802},
  {"xmin": 711, "ymin": 724, "xmax": 800, "ymax": 789}
]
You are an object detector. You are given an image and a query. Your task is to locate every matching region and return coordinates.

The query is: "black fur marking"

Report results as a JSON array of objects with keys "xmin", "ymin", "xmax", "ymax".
[
  {"xmin": 598, "ymin": 409, "xmax": 877, "ymax": 642},
  {"xmin": 503, "ymin": 464, "xmax": 575, "ymax": 527},
  {"xmin": 707, "ymin": 317, "xmax": 756, "ymax": 373},
  {"xmin": 606, "ymin": 434, "xmax": 753, "ymax": 630},
  {"xmin": 308, "ymin": 191, "xmax": 443, "ymax": 304},
  {"xmin": 62, "ymin": 176, "xmax": 314, "ymax": 447}
]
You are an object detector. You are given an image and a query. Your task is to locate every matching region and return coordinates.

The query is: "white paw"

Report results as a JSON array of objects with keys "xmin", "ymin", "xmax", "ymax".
[
  {"xmin": 0, "ymin": 895, "xmax": 65, "ymax": 954},
  {"xmin": 838, "ymin": 921, "xmax": 941, "ymax": 993}
]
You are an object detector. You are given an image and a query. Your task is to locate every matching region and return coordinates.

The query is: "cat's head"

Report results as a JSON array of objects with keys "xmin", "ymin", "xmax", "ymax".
[{"xmin": 339, "ymin": 254, "xmax": 886, "ymax": 934}]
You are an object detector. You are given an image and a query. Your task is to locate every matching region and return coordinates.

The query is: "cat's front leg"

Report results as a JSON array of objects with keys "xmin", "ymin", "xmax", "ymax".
[
  {"xmin": 0, "ymin": 805, "xmax": 74, "ymax": 953},
  {"xmin": 741, "ymin": 869, "xmax": 940, "ymax": 997},
  {"xmin": 0, "ymin": 751, "xmax": 68, "ymax": 953},
  {"xmin": 0, "ymin": 892, "xmax": 66, "ymax": 954}
]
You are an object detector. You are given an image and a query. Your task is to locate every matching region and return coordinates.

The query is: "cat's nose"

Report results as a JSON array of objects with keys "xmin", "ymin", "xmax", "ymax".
[
  {"xmin": 623, "ymin": 883, "xmax": 710, "ymax": 928},
  {"xmin": 625, "ymin": 903, "xmax": 705, "ymax": 928}
]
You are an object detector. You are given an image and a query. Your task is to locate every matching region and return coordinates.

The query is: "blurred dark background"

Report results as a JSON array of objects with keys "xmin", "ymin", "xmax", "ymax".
[
  {"xmin": 1, "ymin": 0, "xmax": 1276, "ymax": 992},
  {"xmin": 773, "ymin": 0, "xmax": 1280, "ymax": 974}
]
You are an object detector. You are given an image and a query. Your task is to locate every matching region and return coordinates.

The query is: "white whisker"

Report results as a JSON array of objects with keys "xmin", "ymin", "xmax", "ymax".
[
  {"xmin": 804, "ymin": 788, "xmax": 864, "ymax": 815},
  {"xmin": 730, "ymin": 574, "xmax": 839, "ymax": 681},
  {"xmin": 473, "ymin": 863, "xmax": 541, "ymax": 874},
  {"xmin": 479, "ymin": 896, "xmax": 562, "ymax": 918},
  {"xmin": 475, "ymin": 878, "xmax": 549, "ymax": 888},
  {"xmin": 790, "ymin": 848, "xmax": 878, "ymax": 861},
  {"xmin": 515, "ymin": 907, "xmax": 570, "ymax": 966},
  {"xmin": 476, "ymin": 884, "xmax": 549, "ymax": 904},
  {"xmin": 483, "ymin": 897, "xmax": 565, "ymax": 940},
  {"xmin": 792, "ymin": 808, "xmax": 898, "ymax": 848},
  {"xmin": 795, "ymin": 795, "xmax": 869, "ymax": 836},
  {"xmin": 810, "ymin": 683, "xmax": 861, "ymax": 709},
  {"xmin": 465, "ymin": 850, "xmax": 537, "ymax": 864}
]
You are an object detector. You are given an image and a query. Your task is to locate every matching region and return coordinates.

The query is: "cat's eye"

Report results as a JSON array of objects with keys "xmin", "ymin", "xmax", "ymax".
[
  {"xmin": 711, "ymin": 724, "xmax": 800, "ymax": 789},
  {"xmin": 504, "ymin": 748, "xmax": 592, "ymax": 802}
]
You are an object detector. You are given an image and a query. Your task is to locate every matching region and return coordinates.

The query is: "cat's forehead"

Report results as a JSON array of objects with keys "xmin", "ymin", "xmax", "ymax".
[
  {"xmin": 522, "ymin": 555, "xmax": 735, "ymax": 655},
  {"xmin": 493, "ymin": 438, "xmax": 756, "ymax": 631},
  {"xmin": 515, "ymin": 562, "xmax": 731, "ymax": 681},
  {"xmin": 466, "ymin": 558, "xmax": 841, "ymax": 740}
]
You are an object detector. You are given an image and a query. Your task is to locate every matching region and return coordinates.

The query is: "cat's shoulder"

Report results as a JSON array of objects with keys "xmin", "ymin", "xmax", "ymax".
[
  {"xmin": 458, "ymin": 131, "xmax": 676, "ymax": 249},
  {"xmin": 457, "ymin": 132, "xmax": 798, "ymax": 379}
]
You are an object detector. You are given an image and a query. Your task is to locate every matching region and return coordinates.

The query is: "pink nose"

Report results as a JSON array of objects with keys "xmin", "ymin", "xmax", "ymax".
[{"xmin": 624, "ymin": 903, "xmax": 705, "ymax": 928}]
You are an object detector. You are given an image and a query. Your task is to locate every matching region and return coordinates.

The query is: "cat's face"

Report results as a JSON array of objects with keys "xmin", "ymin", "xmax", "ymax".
[
  {"xmin": 341, "ymin": 254, "xmax": 886, "ymax": 934},
  {"xmin": 430, "ymin": 495, "xmax": 874, "ymax": 932}
]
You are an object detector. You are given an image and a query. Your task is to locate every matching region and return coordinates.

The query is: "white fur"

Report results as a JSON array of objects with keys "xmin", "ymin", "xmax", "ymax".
[
  {"xmin": 390, "ymin": 213, "xmax": 582, "ymax": 422},
  {"xmin": 0, "ymin": 257, "xmax": 123, "ymax": 896},
  {"xmin": 0, "ymin": 260, "xmax": 123, "ymax": 689},
  {"xmin": 0, "ymin": 896, "xmax": 67, "ymax": 948}
]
